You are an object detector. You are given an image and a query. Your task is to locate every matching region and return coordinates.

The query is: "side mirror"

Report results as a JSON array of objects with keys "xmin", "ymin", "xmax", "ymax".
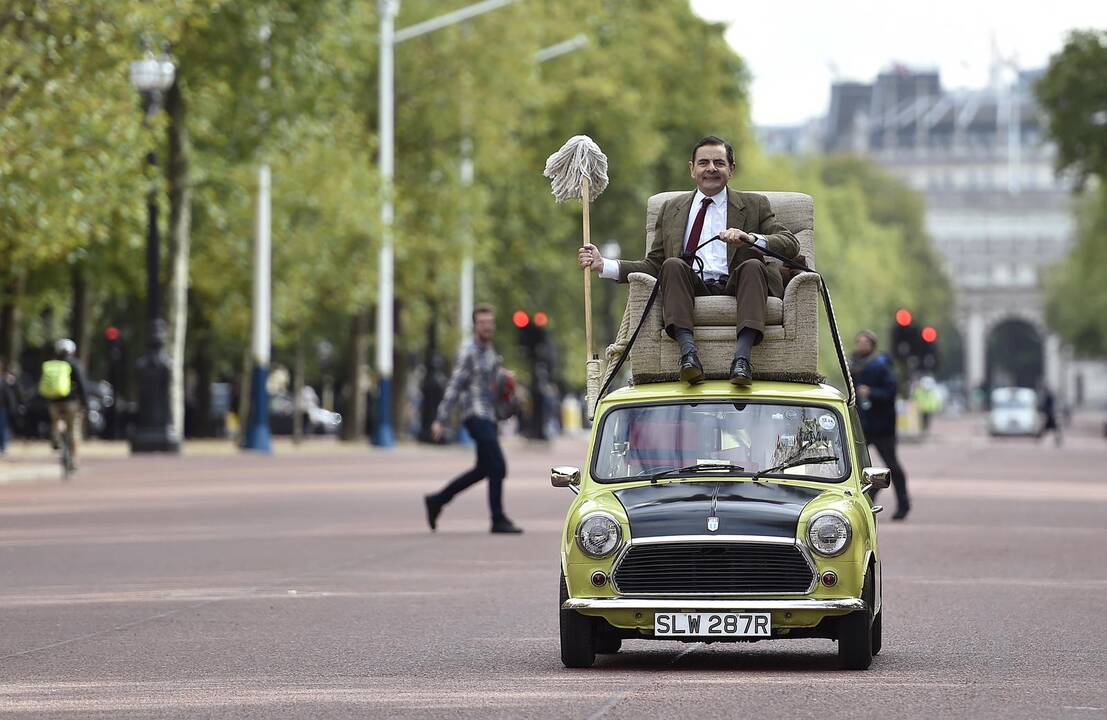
[
  {"xmin": 861, "ymin": 467, "xmax": 891, "ymax": 494},
  {"xmin": 551, "ymin": 466, "xmax": 581, "ymax": 489}
]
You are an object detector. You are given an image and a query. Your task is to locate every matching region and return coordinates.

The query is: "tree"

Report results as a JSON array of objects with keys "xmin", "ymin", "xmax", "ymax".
[
  {"xmin": 1036, "ymin": 29, "xmax": 1107, "ymax": 189},
  {"xmin": 1038, "ymin": 29, "xmax": 1107, "ymax": 358}
]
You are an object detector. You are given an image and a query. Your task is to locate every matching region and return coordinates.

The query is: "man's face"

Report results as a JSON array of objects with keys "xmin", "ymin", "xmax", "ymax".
[
  {"xmin": 474, "ymin": 311, "xmax": 495, "ymax": 343},
  {"xmin": 689, "ymin": 144, "xmax": 734, "ymax": 196},
  {"xmin": 855, "ymin": 335, "xmax": 875, "ymax": 357}
]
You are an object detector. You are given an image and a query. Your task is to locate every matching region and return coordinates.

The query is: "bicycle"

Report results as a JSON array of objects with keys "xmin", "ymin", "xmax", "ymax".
[{"xmin": 52, "ymin": 418, "xmax": 75, "ymax": 481}]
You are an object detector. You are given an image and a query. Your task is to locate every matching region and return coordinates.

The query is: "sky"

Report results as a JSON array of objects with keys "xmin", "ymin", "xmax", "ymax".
[{"xmin": 690, "ymin": 0, "xmax": 1106, "ymax": 126}]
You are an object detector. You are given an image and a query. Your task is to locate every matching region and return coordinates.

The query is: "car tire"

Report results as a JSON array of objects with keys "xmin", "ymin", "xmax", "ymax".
[
  {"xmin": 838, "ymin": 570, "xmax": 874, "ymax": 670},
  {"xmin": 559, "ymin": 572, "xmax": 596, "ymax": 668},
  {"xmin": 595, "ymin": 631, "xmax": 622, "ymax": 655}
]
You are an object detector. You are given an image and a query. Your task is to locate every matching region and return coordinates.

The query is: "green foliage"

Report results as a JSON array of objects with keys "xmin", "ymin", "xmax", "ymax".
[
  {"xmin": 1035, "ymin": 29, "xmax": 1107, "ymax": 189},
  {"xmin": 1045, "ymin": 187, "xmax": 1107, "ymax": 357},
  {"xmin": 4, "ymin": 0, "xmax": 952, "ymax": 405},
  {"xmin": 1037, "ymin": 29, "xmax": 1107, "ymax": 359},
  {"xmin": 736, "ymin": 150, "xmax": 954, "ymax": 383}
]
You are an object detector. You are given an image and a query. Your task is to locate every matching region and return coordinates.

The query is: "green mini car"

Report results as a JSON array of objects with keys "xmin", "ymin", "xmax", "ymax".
[{"xmin": 554, "ymin": 380, "xmax": 890, "ymax": 670}]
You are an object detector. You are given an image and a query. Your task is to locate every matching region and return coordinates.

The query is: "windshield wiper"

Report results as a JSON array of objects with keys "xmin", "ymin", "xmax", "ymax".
[
  {"xmin": 645, "ymin": 462, "xmax": 745, "ymax": 483},
  {"xmin": 751, "ymin": 455, "xmax": 840, "ymax": 482}
]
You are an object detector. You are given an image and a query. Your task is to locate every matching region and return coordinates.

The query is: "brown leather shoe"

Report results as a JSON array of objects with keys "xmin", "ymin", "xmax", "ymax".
[{"xmin": 679, "ymin": 350, "xmax": 705, "ymax": 385}]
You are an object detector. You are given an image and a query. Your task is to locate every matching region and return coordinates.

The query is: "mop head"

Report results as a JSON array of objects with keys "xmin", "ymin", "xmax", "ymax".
[{"xmin": 543, "ymin": 135, "xmax": 609, "ymax": 203}]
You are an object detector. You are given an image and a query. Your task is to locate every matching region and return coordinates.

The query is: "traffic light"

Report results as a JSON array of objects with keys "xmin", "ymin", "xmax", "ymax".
[
  {"xmin": 514, "ymin": 309, "xmax": 552, "ymax": 439},
  {"xmin": 920, "ymin": 326, "xmax": 939, "ymax": 371},
  {"xmin": 891, "ymin": 309, "xmax": 918, "ymax": 361},
  {"xmin": 104, "ymin": 326, "xmax": 125, "ymax": 439}
]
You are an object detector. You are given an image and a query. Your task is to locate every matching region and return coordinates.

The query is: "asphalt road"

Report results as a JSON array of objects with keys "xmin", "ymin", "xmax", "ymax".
[{"xmin": 0, "ymin": 414, "xmax": 1104, "ymax": 719}]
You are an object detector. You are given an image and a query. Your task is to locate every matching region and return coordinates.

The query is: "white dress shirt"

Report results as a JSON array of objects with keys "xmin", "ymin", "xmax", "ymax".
[{"xmin": 600, "ymin": 187, "xmax": 765, "ymax": 281}]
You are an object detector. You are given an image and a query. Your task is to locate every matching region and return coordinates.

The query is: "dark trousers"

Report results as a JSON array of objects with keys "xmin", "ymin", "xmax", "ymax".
[
  {"xmin": 432, "ymin": 417, "xmax": 506, "ymax": 522},
  {"xmin": 0, "ymin": 408, "xmax": 8, "ymax": 453},
  {"xmin": 659, "ymin": 247, "xmax": 776, "ymax": 339},
  {"xmin": 867, "ymin": 434, "xmax": 910, "ymax": 512}
]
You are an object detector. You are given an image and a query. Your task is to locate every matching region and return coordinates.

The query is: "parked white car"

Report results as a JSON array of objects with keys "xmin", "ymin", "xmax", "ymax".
[{"xmin": 989, "ymin": 387, "xmax": 1038, "ymax": 436}]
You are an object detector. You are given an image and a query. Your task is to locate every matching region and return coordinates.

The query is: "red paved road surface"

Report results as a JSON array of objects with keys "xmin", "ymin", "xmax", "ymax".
[{"xmin": 0, "ymin": 414, "xmax": 1104, "ymax": 718}]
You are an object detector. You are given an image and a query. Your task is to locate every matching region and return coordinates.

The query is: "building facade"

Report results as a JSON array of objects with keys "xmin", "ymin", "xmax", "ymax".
[{"xmin": 779, "ymin": 65, "xmax": 1107, "ymax": 407}]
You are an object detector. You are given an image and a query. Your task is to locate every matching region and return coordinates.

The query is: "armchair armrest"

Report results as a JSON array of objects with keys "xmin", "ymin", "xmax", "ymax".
[{"xmin": 781, "ymin": 271, "xmax": 820, "ymax": 341}]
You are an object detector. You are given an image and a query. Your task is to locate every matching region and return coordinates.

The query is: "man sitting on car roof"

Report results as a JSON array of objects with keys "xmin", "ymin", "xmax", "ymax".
[{"xmin": 578, "ymin": 135, "xmax": 799, "ymax": 386}]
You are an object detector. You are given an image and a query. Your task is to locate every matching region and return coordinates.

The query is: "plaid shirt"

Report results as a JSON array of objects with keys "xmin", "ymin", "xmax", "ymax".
[{"xmin": 435, "ymin": 339, "xmax": 501, "ymax": 425}]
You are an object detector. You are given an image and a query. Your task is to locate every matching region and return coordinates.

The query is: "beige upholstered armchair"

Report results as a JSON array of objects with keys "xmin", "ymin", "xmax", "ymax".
[{"xmin": 606, "ymin": 191, "xmax": 820, "ymax": 387}]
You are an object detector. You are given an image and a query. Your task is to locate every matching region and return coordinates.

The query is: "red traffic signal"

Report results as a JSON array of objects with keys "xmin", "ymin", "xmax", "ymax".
[
  {"xmin": 104, "ymin": 326, "xmax": 121, "ymax": 342},
  {"xmin": 512, "ymin": 310, "xmax": 530, "ymax": 329},
  {"xmin": 921, "ymin": 326, "xmax": 938, "ymax": 343},
  {"xmin": 895, "ymin": 308, "xmax": 912, "ymax": 327},
  {"xmin": 534, "ymin": 312, "xmax": 548, "ymax": 327}
]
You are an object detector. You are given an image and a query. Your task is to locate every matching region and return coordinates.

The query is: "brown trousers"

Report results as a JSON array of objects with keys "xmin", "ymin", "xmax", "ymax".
[{"xmin": 660, "ymin": 246, "xmax": 774, "ymax": 341}]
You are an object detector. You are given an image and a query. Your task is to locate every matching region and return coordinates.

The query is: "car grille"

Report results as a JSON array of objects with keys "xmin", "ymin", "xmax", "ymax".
[{"xmin": 613, "ymin": 541, "xmax": 814, "ymax": 595}]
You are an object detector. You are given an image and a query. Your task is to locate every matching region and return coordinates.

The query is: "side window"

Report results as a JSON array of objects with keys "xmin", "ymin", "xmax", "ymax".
[{"xmin": 848, "ymin": 406, "xmax": 872, "ymax": 467}]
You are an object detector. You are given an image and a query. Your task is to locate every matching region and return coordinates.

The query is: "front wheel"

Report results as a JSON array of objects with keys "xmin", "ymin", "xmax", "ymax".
[
  {"xmin": 595, "ymin": 633, "xmax": 622, "ymax": 654},
  {"xmin": 559, "ymin": 572, "xmax": 596, "ymax": 668},
  {"xmin": 838, "ymin": 570, "xmax": 874, "ymax": 670},
  {"xmin": 871, "ymin": 609, "xmax": 882, "ymax": 656}
]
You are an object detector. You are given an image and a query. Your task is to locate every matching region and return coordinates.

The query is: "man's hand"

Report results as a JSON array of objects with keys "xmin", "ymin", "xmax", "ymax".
[
  {"xmin": 431, "ymin": 421, "xmax": 445, "ymax": 442},
  {"xmin": 577, "ymin": 243, "xmax": 605, "ymax": 272},
  {"xmin": 719, "ymin": 228, "xmax": 754, "ymax": 245},
  {"xmin": 857, "ymin": 385, "xmax": 871, "ymax": 400}
]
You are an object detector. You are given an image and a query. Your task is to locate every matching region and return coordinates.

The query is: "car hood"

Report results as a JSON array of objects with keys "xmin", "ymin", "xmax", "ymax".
[{"xmin": 613, "ymin": 480, "xmax": 822, "ymax": 539}]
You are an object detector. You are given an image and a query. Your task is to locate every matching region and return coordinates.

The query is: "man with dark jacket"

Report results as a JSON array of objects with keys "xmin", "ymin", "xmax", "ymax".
[{"xmin": 850, "ymin": 330, "xmax": 910, "ymax": 520}]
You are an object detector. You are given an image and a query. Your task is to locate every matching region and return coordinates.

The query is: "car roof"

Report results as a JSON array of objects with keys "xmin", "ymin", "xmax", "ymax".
[{"xmin": 599, "ymin": 381, "xmax": 848, "ymax": 409}]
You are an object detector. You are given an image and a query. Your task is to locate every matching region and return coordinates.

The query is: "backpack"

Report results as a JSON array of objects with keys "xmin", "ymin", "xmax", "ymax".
[{"xmin": 39, "ymin": 360, "xmax": 73, "ymax": 400}]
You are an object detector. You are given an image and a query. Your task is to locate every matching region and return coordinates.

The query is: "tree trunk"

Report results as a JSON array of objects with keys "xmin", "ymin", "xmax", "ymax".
[
  {"xmin": 1, "ymin": 270, "xmax": 26, "ymax": 368},
  {"xmin": 292, "ymin": 338, "xmax": 305, "ymax": 444},
  {"xmin": 341, "ymin": 311, "xmax": 368, "ymax": 442},
  {"xmin": 70, "ymin": 262, "xmax": 90, "ymax": 369},
  {"xmin": 165, "ymin": 78, "xmax": 192, "ymax": 442}
]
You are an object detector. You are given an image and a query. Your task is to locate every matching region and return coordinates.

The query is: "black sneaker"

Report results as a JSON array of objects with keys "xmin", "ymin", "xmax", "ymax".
[
  {"xmin": 891, "ymin": 506, "xmax": 910, "ymax": 521},
  {"xmin": 424, "ymin": 494, "xmax": 443, "ymax": 532},
  {"xmin": 490, "ymin": 518, "xmax": 524, "ymax": 534}
]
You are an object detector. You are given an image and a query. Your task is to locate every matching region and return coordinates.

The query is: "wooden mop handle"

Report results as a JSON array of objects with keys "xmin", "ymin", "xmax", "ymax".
[{"xmin": 581, "ymin": 176, "xmax": 594, "ymax": 360}]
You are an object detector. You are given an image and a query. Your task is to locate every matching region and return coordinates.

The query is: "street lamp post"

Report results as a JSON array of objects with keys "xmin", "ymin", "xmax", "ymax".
[{"xmin": 129, "ymin": 50, "xmax": 180, "ymax": 454}]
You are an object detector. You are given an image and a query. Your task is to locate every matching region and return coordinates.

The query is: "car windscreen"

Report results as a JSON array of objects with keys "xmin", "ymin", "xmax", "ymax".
[
  {"xmin": 591, "ymin": 401, "xmax": 849, "ymax": 483},
  {"xmin": 990, "ymin": 388, "xmax": 1036, "ymax": 410}
]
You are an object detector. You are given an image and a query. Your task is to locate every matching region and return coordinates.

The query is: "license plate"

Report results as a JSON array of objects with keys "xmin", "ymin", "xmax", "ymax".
[{"xmin": 654, "ymin": 612, "xmax": 771, "ymax": 637}]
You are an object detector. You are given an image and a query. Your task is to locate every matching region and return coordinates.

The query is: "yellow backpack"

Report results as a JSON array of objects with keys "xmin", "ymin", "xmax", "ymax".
[{"xmin": 39, "ymin": 360, "xmax": 72, "ymax": 400}]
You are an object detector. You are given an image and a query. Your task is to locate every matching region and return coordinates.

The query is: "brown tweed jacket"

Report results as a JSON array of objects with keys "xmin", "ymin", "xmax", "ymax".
[{"xmin": 616, "ymin": 188, "xmax": 800, "ymax": 296}]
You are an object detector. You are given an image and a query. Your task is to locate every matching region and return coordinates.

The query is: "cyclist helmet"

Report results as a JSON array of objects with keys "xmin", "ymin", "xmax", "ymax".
[{"xmin": 55, "ymin": 338, "xmax": 77, "ymax": 357}]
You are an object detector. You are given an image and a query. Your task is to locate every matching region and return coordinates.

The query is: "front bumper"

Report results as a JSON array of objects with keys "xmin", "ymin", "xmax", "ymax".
[{"xmin": 562, "ymin": 598, "xmax": 865, "ymax": 612}]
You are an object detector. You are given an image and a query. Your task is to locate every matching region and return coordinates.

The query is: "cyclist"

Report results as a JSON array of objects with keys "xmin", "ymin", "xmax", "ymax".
[{"xmin": 40, "ymin": 339, "xmax": 88, "ymax": 472}]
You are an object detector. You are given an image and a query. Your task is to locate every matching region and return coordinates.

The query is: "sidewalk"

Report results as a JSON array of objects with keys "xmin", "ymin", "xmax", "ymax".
[{"xmin": 0, "ymin": 431, "xmax": 583, "ymax": 485}]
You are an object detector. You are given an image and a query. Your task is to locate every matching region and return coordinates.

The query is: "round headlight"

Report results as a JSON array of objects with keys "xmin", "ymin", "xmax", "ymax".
[
  {"xmin": 576, "ymin": 513, "xmax": 622, "ymax": 558},
  {"xmin": 807, "ymin": 511, "xmax": 852, "ymax": 556}
]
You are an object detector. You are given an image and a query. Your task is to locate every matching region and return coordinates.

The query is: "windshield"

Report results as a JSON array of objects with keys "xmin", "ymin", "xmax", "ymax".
[
  {"xmin": 990, "ymin": 388, "xmax": 1036, "ymax": 410},
  {"xmin": 591, "ymin": 401, "xmax": 849, "ymax": 483}
]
